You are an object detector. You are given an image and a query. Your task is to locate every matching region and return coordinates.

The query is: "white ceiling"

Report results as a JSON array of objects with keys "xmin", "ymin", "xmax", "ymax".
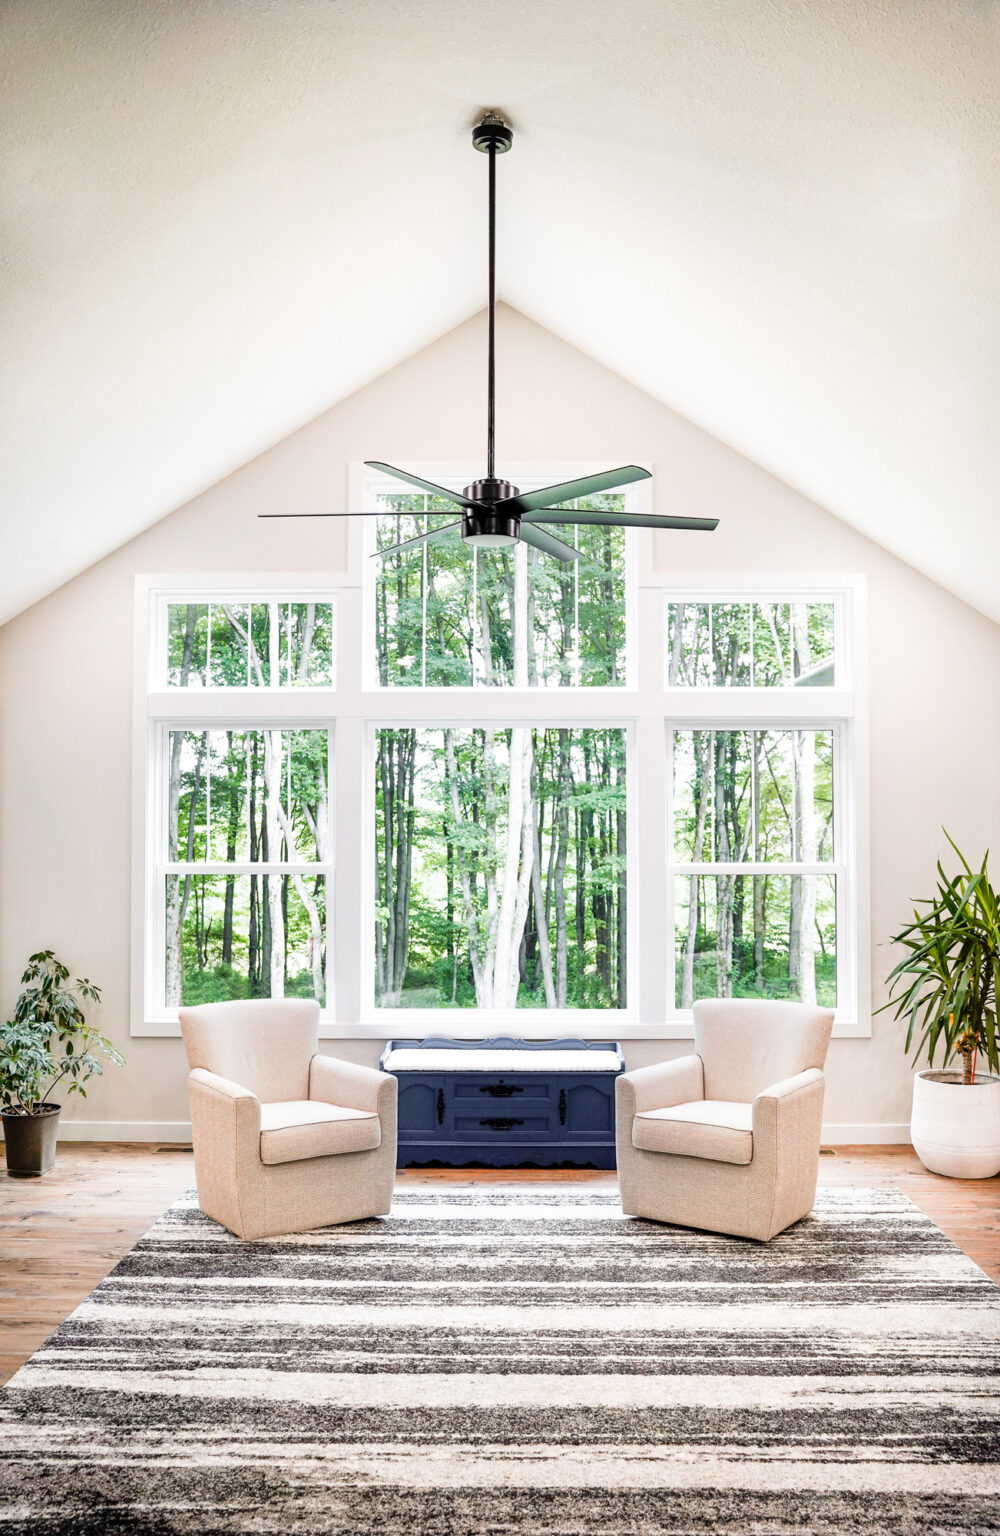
[{"xmin": 2, "ymin": 1, "xmax": 998, "ymax": 624}]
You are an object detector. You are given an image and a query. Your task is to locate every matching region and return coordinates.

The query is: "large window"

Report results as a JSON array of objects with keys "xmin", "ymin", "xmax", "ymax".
[
  {"xmin": 134, "ymin": 477, "xmax": 866, "ymax": 1038},
  {"xmin": 375, "ymin": 727, "xmax": 627, "ymax": 1010}
]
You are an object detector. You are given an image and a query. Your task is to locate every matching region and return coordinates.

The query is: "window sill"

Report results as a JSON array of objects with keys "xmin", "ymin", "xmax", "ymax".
[{"xmin": 133, "ymin": 1015, "xmax": 870, "ymax": 1041}]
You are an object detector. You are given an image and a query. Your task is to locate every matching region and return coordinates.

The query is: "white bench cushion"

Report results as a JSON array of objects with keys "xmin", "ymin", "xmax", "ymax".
[
  {"xmin": 259, "ymin": 1100, "xmax": 381, "ymax": 1166},
  {"xmin": 633, "ymin": 1099, "xmax": 753, "ymax": 1165},
  {"xmin": 382, "ymin": 1048, "xmax": 618, "ymax": 1072}
]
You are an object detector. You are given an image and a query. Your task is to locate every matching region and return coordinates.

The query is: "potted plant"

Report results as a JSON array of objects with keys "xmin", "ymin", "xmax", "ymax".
[
  {"xmin": 882, "ymin": 837, "xmax": 1000, "ymax": 1178},
  {"xmin": 0, "ymin": 951, "xmax": 123, "ymax": 1177}
]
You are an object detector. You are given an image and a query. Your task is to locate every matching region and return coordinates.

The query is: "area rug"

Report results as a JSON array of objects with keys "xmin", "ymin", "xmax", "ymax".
[{"xmin": 1, "ymin": 1185, "xmax": 999, "ymax": 1534}]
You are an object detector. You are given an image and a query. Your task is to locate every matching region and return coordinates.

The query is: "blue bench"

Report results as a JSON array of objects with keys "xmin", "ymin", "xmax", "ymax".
[{"xmin": 380, "ymin": 1036, "xmax": 625, "ymax": 1169}]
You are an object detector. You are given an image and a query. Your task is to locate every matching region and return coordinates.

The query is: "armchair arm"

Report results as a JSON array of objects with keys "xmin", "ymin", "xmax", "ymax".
[
  {"xmin": 617, "ymin": 1054, "xmax": 704, "ymax": 1115},
  {"xmin": 752, "ymin": 1067, "xmax": 825, "ymax": 1139},
  {"xmin": 309, "ymin": 1053, "xmax": 394, "ymax": 1114},
  {"xmin": 189, "ymin": 1067, "xmax": 258, "ymax": 1107},
  {"xmin": 188, "ymin": 1068, "xmax": 261, "ymax": 1140},
  {"xmin": 187, "ymin": 1070, "xmax": 261, "ymax": 1238}
]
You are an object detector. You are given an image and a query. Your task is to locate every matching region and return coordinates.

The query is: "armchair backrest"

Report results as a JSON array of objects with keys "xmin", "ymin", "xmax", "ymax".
[
  {"xmin": 179, "ymin": 998, "xmax": 319, "ymax": 1103},
  {"xmin": 692, "ymin": 999, "xmax": 834, "ymax": 1103}
]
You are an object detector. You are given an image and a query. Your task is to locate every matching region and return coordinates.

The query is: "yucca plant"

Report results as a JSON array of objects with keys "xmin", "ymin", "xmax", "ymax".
[{"xmin": 881, "ymin": 836, "xmax": 1000, "ymax": 1085}]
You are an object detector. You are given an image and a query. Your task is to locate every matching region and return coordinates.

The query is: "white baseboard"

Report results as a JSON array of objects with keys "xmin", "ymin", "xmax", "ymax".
[
  {"xmin": 2, "ymin": 1120, "xmax": 912, "ymax": 1146},
  {"xmin": 821, "ymin": 1123, "xmax": 911, "ymax": 1145},
  {"xmin": 48, "ymin": 1122, "xmax": 192, "ymax": 1143}
]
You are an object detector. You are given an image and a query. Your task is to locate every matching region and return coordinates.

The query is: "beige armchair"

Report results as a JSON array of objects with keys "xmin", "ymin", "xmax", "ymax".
[
  {"xmin": 179, "ymin": 999, "xmax": 397, "ymax": 1239},
  {"xmin": 616, "ymin": 999, "xmax": 834, "ymax": 1241}
]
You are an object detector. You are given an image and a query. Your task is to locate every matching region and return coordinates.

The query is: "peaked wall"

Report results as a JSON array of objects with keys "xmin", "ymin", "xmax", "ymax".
[{"xmin": 2, "ymin": 307, "xmax": 998, "ymax": 1140}]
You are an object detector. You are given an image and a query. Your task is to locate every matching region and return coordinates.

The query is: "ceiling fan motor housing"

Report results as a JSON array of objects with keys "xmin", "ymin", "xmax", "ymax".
[{"xmin": 462, "ymin": 476, "xmax": 520, "ymax": 546}]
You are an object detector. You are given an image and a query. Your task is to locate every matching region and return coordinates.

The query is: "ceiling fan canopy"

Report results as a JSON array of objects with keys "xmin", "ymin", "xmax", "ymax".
[{"xmin": 261, "ymin": 113, "xmax": 719, "ymax": 558}]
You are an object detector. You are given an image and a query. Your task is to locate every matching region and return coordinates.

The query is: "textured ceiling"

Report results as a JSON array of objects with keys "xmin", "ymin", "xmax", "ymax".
[{"xmin": 2, "ymin": 1, "xmax": 998, "ymax": 623}]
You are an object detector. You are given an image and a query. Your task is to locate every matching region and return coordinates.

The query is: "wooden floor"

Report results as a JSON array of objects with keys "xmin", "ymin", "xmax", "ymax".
[{"xmin": 1, "ymin": 1144, "xmax": 998, "ymax": 1386}]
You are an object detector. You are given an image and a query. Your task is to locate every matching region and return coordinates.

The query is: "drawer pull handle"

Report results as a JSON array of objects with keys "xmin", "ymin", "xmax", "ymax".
[
  {"xmin": 481, "ymin": 1117, "xmax": 524, "ymax": 1131},
  {"xmin": 479, "ymin": 1084, "xmax": 524, "ymax": 1097},
  {"xmin": 559, "ymin": 1088, "xmax": 567, "ymax": 1126},
  {"xmin": 436, "ymin": 1088, "xmax": 445, "ymax": 1126}
]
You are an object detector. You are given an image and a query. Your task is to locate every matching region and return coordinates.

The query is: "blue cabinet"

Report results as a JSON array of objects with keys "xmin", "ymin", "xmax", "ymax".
[{"xmin": 380, "ymin": 1036, "xmax": 624, "ymax": 1169}]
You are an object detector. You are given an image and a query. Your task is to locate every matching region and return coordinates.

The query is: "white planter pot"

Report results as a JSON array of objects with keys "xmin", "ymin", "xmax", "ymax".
[{"xmin": 910, "ymin": 1069, "xmax": 1000, "ymax": 1178}]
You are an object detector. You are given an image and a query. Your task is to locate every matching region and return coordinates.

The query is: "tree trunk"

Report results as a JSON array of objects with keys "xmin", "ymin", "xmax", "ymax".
[
  {"xmin": 529, "ymin": 746, "xmax": 556, "ymax": 1008},
  {"xmin": 491, "ymin": 545, "xmax": 534, "ymax": 1006},
  {"xmin": 263, "ymin": 729, "xmax": 285, "ymax": 997},
  {"xmin": 444, "ymin": 727, "xmax": 487, "ymax": 1005},
  {"xmin": 681, "ymin": 733, "xmax": 711, "ymax": 1009},
  {"xmin": 165, "ymin": 606, "xmax": 199, "ymax": 1006},
  {"xmin": 615, "ymin": 742, "xmax": 627, "ymax": 1008},
  {"xmin": 554, "ymin": 731, "xmax": 571, "ymax": 1007},
  {"xmin": 791, "ymin": 609, "xmax": 817, "ymax": 1003}
]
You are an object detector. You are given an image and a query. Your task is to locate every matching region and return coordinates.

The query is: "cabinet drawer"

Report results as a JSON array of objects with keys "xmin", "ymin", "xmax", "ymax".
[
  {"xmin": 451, "ymin": 1078, "xmax": 550, "ymax": 1104},
  {"xmin": 454, "ymin": 1113, "xmax": 552, "ymax": 1139}
]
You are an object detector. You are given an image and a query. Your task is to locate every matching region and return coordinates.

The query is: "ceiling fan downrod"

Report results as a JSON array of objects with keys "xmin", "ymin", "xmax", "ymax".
[{"xmin": 467, "ymin": 111, "xmax": 517, "ymax": 541}]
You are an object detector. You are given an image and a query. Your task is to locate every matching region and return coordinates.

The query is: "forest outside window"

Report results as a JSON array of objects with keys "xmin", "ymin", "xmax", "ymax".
[
  {"xmin": 667, "ymin": 598, "xmax": 838, "ymax": 687},
  {"xmin": 375, "ymin": 726, "xmax": 628, "ymax": 1012},
  {"xmin": 670, "ymin": 727, "xmax": 841, "ymax": 1010},
  {"xmin": 162, "ymin": 599, "xmax": 334, "ymax": 688},
  {"xmin": 373, "ymin": 492, "xmax": 627, "ymax": 687}
]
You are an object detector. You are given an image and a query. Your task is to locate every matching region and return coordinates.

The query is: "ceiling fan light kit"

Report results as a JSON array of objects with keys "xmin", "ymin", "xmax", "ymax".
[{"xmin": 261, "ymin": 112, "xmax": 719, "ymax": 554}]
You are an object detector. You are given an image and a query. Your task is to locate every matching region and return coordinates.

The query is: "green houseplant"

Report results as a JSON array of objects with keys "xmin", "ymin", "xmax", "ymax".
[
  {"xmin": 881, "ymin": 837, "xmax": 1000, "ymax": 1177},
  {"xmin": 0, "ymin": 952, "xmax": 123, "ymax": 1177}
]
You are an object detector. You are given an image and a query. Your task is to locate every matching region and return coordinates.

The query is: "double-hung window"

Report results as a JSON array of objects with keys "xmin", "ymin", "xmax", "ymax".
[
  {"xmin": 139, "ymin": 595, "xmax": 335, "ymax": 1027},
  {"xmin": 663, "ymin": 588, "xmax": 866, "ymax": 1033}
]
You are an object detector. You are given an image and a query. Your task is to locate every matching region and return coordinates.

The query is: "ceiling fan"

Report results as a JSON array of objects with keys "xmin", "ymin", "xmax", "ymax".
[{"xmin": 261, "ymin": 111, "xmax": 719, "ymax": 561}]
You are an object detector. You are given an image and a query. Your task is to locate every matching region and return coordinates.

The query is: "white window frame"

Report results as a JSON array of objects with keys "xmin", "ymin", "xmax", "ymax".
[
  {"xmin": 132, "ymin": 491, "xmax": 868, "ymax": 1041},
  {"xmin": 657, "ymin": 574, "xmax": 869, "ymax": 1038}
]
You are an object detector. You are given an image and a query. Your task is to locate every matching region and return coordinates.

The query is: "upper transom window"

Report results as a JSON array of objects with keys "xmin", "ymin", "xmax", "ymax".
[
  {"xmin": 372, "ymin": 492, "xmax": 629, "ymax": 688},
  {"xmin": 666, "ymin": 598, "xmax": 839, "ymax": 688},
  {"xmin": 162, "ymin": 599, "xmax": 334, "ymax": 689}
]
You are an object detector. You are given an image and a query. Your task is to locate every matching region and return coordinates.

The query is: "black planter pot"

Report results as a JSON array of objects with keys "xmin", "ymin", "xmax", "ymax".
[{"xmin": 2, "ymin": 1104, "xmax": 61, "ymax": 1177}]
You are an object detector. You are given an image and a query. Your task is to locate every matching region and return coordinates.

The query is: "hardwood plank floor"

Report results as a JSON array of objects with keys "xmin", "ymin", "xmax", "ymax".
[{"xmin": 1, "ymin": 1143, "xmax": 997, "ymax": 1385}]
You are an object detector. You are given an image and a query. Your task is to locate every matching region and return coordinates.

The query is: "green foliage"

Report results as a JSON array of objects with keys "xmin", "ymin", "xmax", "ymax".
[
  {"xmin": 880, "ymin": 835, "xmax": 1000, "ymax": 1084},
  {"xmin": 376, "ymin": 726, "xmax": 627, "ymax": 1010},
  {"xmin": 0, "ymin": 952, "xmax": 123, "ymax": 1116},
  {"xmin": 167, "ymin": 601, "xmax": 333, "ymax": 688},
  {"xmin": 166, "ymin": 720, "xmax": 328, "ymax": 1006},
  {"xmin": 667, "ymin": 600, "xmax": 836, "ymax": 688}
]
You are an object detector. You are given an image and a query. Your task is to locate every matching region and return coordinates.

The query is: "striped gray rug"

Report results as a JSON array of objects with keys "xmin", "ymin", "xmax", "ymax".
[{"xmin": 1, "ymin": 1185, "xmax": 999, "ymax": 1533}]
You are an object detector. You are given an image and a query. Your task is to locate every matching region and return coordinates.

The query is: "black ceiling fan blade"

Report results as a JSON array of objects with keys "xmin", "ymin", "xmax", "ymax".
[
  {"xmin": 259, "ymin": 511, "xmax": 389, "ymax": 518},
  {"xmin": 500, "ymin": 465, "xmax": 651, "ymax": 517},
  {"xmin": 372, "ymin": 521, "xmax": 462, "ymax": 559},
  {"xmin": 519, "ymin": 522, "xmax": 581, "ymax": 563},
  {"xmin": 529, "ymin": 509, "xmax": 719, "ymax": 532},
  {"xmin": 365, "ymin": 461, "xmax": 476, "ymax": 509}
]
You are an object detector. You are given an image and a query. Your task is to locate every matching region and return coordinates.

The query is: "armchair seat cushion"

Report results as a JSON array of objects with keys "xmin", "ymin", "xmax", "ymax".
[
  {"xmin": 633, "ymin": 1099, "xmax": 753, "ymax": 1165},
  {"xmin": 259, "ymin": 1100, "xmax": 381, "ymax": 1166}
]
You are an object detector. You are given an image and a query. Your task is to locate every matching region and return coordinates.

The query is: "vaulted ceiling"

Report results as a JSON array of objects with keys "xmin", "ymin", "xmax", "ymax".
[{"xmin": 2, "ymin": 1, "xmax": 998, "ymax": 624}]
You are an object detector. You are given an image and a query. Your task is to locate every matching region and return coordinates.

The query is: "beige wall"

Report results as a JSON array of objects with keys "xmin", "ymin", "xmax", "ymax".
[{"xmin": 2, "ymin": 306, "xmax": 998, "ymax": 1140}]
